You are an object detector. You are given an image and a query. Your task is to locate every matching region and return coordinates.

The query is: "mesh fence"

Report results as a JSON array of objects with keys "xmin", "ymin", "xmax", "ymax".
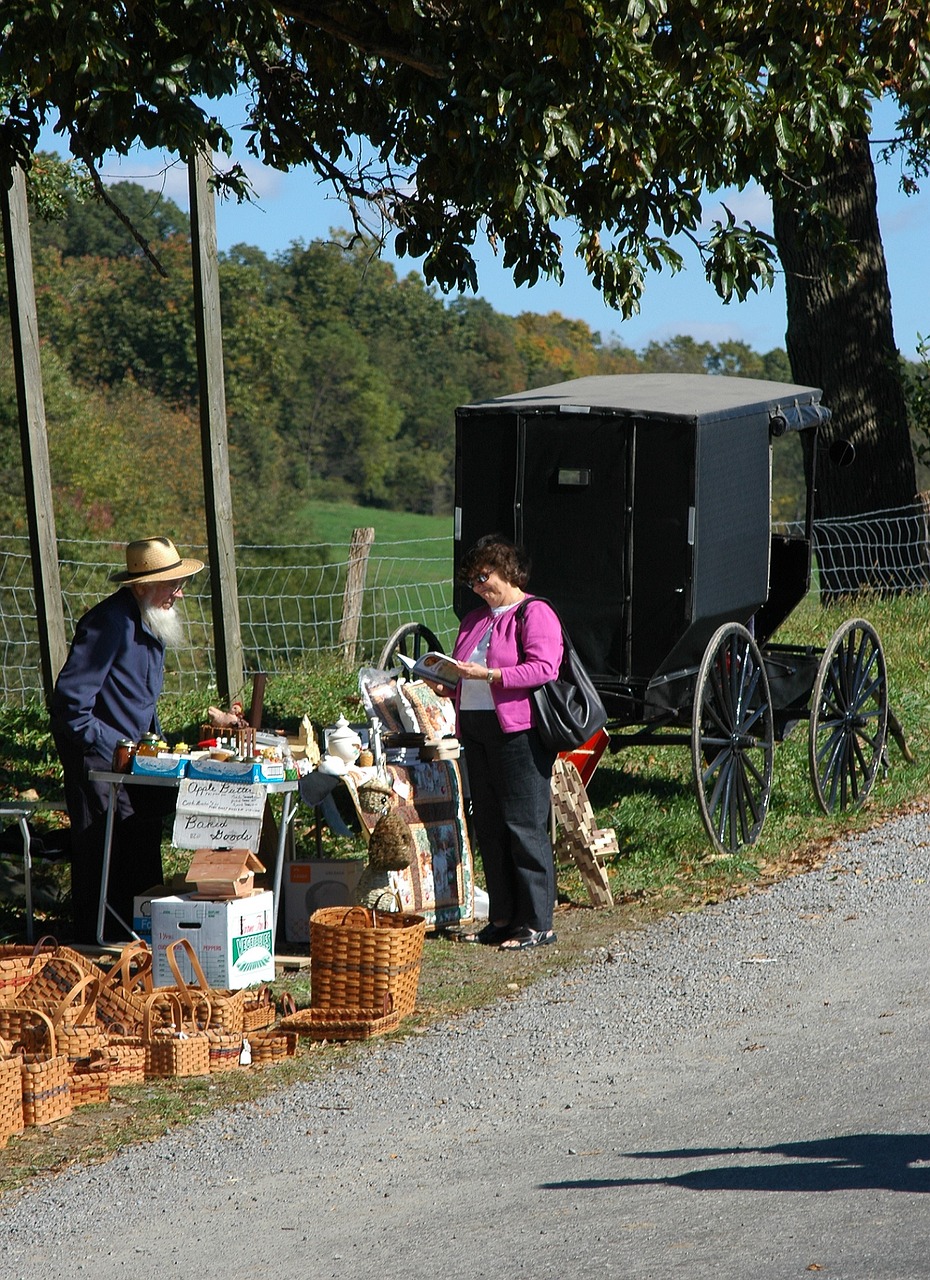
[
  {"xmin": 2, "ymin": 502, "xmax": 929, "ymax": 702},
  {"xmin": 0, "ymin": 534, "xmax": 456, "ymax": 702}
]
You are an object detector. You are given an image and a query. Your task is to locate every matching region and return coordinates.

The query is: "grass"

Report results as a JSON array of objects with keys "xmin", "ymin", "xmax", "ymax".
[
  {"xmin": 297, "ymin": 500, "xmax": 451, "ymax": 554},
  {"xmin": 0, "ymin": 589, "xmax": 928, "ymax": 1190}
]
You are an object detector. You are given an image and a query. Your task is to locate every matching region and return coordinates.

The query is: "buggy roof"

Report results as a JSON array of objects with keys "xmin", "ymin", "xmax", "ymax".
[{"xmin": 460, "ymin": 373, "xmax": 829, "ymax": 431}]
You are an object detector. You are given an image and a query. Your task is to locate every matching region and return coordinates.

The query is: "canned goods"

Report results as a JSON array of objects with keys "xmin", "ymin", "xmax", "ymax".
[{"xmin": 111, "ymin": 738, "xmax": 135, "ymax": 773}]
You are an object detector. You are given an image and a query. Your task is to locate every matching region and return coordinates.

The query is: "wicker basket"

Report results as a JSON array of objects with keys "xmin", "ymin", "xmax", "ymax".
[
  {"xmin": 105, "ymin": 1030, "xmax": 146, "ymax": 1086},
  {"xmin": 10, "ymin": 953, "xmax": 94, "ymax": 1019},
  {"xmin": 142, "ymin": 992, "xmax": 211, "ymax": 1078},
  {"xmin": 279, "ymin": 1000, "xmax": 401, "ymax": 1042},
  {"xmin": 0, "ymin": 1005, "xmax": 44, "ymax": 1044},
  {"xmin": 0, "ymin": 936, "xmax": 54, "ymax": 1001},
  {"xmin": 247, "ymin": 1028, "xmax": 299, "ymax": 1064},
  {"xmin": 0, "ymin": 1047, "xmax": 24, "ymax": 1148},
  {"xmin": 242, "ymin": 986, "xmax": 277, "ymax": 1034},
  {"xmin": 21, "ymin": 984, "xmax": 106, "ymax": 1109},
  {"xmin": 70, "ymin": 1049, "xmax": 110, "ymax": 1108},
  {"xmin": 309, "ymin": 905, "xmax": 426, "ymax": 1019},
  {"xmin": 17, "ymin": 1010, "xmax": 72, "ymax": 1126},
  {"xmin": 161, "ymin": 939, "xmax": 247, "ymax": 1033},
  {"xmin": 206, "ymin": 1029, "xmax": 243, "ymax": 1074},
  {"xmin": 95, "ymin": 942, "xmax": 154, "ymax": 1032}
]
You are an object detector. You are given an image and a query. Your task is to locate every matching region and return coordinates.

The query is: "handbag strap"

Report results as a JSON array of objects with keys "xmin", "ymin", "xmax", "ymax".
[{"xmin": 515, "ymin": 596, "xmax": 569, "ymax": 669}]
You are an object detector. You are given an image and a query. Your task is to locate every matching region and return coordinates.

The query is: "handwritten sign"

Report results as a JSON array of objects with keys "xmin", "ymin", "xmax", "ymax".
[
  {"xmin": 176, "ymin": 779, "xmax": 266, "ymax": 818},
  {"xmin": 172, "ymin": 778, "xmax": 265, "ymax": 849}
]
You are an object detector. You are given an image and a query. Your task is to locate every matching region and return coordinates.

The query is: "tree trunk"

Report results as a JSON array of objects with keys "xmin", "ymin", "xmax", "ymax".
[{"xmin": 772, "ymin": 134, "xmax": 926, "ymax": 597}]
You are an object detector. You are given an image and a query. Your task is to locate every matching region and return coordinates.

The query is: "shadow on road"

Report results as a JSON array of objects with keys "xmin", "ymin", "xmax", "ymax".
[{"xmin": 541, "ymin": 1133, "xmax": 930, "ymax": 1194}]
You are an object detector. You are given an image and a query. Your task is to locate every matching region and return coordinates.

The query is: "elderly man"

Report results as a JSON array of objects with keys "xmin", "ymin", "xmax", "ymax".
[{"xmin": 50, "ymin": 536, "xmax": 204, "ymax": 942}]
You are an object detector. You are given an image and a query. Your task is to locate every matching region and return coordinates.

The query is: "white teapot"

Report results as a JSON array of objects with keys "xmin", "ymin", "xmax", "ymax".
[{"xmin": 326, "ymin": 715, "xmax": 362, "ymax": 764}]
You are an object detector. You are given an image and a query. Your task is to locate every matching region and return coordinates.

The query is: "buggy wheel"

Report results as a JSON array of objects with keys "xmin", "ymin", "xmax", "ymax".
[
  {"xmin": 809, "ymin": 618, "xmax": 888, "ymax": 814},
  {"xmin": 692, "ymin": 623, "xmax": 774, "ymax": 854},
  {"xmin": 377, "ymin": 622, "xmax": 444, "ymax": 672}
]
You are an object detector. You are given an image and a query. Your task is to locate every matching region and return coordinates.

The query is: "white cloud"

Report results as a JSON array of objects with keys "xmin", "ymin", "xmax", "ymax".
[{"xmin": 703, "ymin": 185, "xmax": 773, "ymax": 231}]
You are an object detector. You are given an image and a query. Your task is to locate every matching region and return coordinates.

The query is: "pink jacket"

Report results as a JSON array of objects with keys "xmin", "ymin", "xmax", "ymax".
[{"xmin": 451, "ymin": 595, "xmax": 564, "ymax": 733}]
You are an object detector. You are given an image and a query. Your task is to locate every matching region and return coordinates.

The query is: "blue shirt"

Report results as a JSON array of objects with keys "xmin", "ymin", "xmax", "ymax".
[{"xmin": 50, "ymin": 588, "xmax": 165, "ymax": 764}]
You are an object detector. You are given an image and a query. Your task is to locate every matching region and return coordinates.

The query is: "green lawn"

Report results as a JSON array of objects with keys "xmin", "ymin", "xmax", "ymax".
[{"xmin": 298, "ymin": 501, "xmax": 452, "ymax": 549}]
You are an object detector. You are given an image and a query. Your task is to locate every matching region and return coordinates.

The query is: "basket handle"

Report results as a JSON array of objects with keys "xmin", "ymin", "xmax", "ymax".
[
  {"xmin": 335, "ymin": 906, "xmax": 377, "ymax": 928},
  {"xmin": 29, "ymin": 935, "xmax": 60, "ymax": 965},
  {"xmin": 47, "ymin": 974, "xmax": 99, "ymax": 1031},
  {"xmin": 279, "ymin": 992, "xmax": 297, "ymax": 1018},
  {"xmin": 166, "ymin": 937, "xmax": 212, "ymax": 994},
  {"xmin": 102, "ymin": 941, "xmax": 153, "ymax": 995},
  {"xmin": 18, "ymin": 1007, "xmax": 57, "ymax": 1058},
  {"xmin": 142, "ymin": 990, "xmax": 183, "ymax": 1040},
  {"xmin": 371, "ymin": 889, "xmax": 403, "ymax": 913}
]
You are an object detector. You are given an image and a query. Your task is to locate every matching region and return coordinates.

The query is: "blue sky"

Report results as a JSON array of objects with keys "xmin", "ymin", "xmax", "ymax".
[{"xmin": 47, "ymin": 94, "xmax": 929, "ymax": 361}]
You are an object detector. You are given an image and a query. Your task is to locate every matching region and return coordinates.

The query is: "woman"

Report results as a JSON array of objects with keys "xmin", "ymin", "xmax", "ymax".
[{"xmin": 446, "ymin": 535, "xmax": 563, "ymax": 950}]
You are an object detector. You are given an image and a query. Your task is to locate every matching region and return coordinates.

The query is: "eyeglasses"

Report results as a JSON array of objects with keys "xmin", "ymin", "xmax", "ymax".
[{"xmin": 467, "ymin": 571, "xmax": 490, "ymax": 589}]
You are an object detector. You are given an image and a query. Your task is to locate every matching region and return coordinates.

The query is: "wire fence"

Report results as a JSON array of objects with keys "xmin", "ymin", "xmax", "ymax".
[
  {"xmin": 0, "ymin": 534, "xmax": 456, "ymax": 702},
  {"xmin": 2, "ymin": 500, "xmax": 929, "ymax": 702}
]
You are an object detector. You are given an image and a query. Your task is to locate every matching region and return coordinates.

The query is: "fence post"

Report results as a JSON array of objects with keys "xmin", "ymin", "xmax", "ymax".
[
  {"xmin": 1, "ymin": 163, "xmax": 68, "ymax": 702},
  {"xmin": 188, "ymin": 147, "xmax": 244, "ymax": 702},
  {"xmin": 339, "ymin": 527, "xmax": 375, "ymax": 665}
]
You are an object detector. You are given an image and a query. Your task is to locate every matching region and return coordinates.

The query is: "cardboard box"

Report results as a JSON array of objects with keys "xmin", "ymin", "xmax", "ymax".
[
  {"xmin": 283, "ymin": 860, "xmax": 363, "ymax": 944},
  {"xmin": 186, "ymin": 758, "xmax": 284, "ymax": 783},
  {"xmin": 131, "ymin": 753, "xmax": 187, "ymax": 778},
  {"xmin": 151, "ymin": 890, "xmax": 275, "ymax": 989},
  {"xmin": 133, "ymin": 884, "xmax": 172, "ymax": 942}
]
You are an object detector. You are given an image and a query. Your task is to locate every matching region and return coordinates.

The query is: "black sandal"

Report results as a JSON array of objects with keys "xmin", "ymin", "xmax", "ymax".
[{"xmin": 498, "ymin": 927, "xmax": 557, "ymax": 951}]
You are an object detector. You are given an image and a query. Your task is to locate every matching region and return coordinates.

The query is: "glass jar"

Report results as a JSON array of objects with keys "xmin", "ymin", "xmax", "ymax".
[{"xmin": 111, "ymin": 739, "xmax": 135, "ymax": 773}]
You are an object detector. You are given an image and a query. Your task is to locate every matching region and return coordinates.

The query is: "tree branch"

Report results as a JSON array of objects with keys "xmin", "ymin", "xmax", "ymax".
[
  {"xmin": 67, "ymin": 137, "xmax": 169, "ymax": 277},
  {"xmin": 273, "ymin": 1, "xmax": 449, "ymax": 79}
]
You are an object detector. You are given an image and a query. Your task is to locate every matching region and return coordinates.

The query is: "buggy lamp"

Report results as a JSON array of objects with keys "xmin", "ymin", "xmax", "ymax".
[
  {"xmin": 828, "ymin": 438, "xmax": 856, "ymax": 467},
  {"xmin": 557, "ymin": 468, "xmax": 591, "ymax": 487},
  {"xmin": 769, "ymin": 412, "xmax": 789, "ymax": 437}
]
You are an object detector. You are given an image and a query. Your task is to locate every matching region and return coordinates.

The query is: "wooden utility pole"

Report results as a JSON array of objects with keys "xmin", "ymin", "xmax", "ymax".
[
  {"xmin": 188, "ymin": 147, "xmax": 244, "ymax": 702},
  {"xmin": 1, "ymin": 164, "xmax": 67, "ymax": 702}
]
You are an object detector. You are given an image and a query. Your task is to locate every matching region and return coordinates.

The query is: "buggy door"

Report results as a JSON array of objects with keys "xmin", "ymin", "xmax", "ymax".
[{"xmin": 515, "ymin": 412, "xmax": 632, "ymax": 680}]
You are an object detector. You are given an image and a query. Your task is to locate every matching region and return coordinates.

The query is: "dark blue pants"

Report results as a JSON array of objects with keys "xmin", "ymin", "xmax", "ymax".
[
  {"xmin": 459, "ymin": 711, "xmax": 556, "ymax": 933},
  {"xmin": 52, "ymin": 732, "xmax": 174, "ymax": 941}
]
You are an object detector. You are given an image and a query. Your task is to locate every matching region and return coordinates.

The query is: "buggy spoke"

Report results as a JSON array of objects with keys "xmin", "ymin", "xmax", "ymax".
[
  {"xmin": 693, "ymin": 624, "xmax": 773, "ymax": 854},
  {"xmin": 809, "ymin": 619, "xmax": 887, "ymax": 814}
]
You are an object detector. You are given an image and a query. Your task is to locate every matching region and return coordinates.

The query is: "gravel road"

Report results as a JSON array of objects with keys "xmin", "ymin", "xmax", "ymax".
[{"xmin": 3, "ymin": 808, "xmax": 930, "ymax": 1280}]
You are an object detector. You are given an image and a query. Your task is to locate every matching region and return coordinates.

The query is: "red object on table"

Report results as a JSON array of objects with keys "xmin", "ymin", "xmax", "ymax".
[{"xmin": 559, "ymin": 727, "xmax": 609, "ymax": 787}]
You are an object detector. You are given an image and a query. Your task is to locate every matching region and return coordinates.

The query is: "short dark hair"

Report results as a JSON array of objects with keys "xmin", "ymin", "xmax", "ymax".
[{"xmin": 457, "ymin": 535, "xmax": 531, "ymax": 589}]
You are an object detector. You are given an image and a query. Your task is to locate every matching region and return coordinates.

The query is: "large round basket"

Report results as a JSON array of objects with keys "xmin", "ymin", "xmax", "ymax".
[{"xmin": 309, "ymin": 906, "xmax": 426, "ymax": 1020}]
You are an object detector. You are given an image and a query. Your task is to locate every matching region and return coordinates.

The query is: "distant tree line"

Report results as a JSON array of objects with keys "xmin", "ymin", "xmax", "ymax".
[{"xmin": 1, "ymin": 162, "xmax": 923, "ymax": 544}]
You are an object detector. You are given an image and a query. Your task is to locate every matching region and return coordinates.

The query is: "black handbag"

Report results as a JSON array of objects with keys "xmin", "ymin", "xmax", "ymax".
[{"xmin": 516, "ymin": 599, "xmax": 608, "ymax": 752}]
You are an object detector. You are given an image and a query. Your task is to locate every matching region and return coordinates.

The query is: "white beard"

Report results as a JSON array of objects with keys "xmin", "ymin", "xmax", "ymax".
[{"xmin": 140, "ymin": 601, "xmax": 185, "ymax": 649}]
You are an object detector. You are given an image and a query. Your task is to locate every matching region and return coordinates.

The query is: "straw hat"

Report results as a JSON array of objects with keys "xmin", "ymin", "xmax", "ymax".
[{"xmin": 111, "ymin": 536, "xmax": 205, "ymax": 584}]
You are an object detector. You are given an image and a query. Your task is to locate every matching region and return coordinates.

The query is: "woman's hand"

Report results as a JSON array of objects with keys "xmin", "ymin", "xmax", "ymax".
[{"xmin": 457, "ymin": 662, "xmax": 498, "ymax": 683}]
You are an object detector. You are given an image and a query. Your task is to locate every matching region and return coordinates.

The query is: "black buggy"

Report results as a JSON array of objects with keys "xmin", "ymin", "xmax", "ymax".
[{"xmin": 387, "ymin": 374, "xmax": 890, "ymax": 854}]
